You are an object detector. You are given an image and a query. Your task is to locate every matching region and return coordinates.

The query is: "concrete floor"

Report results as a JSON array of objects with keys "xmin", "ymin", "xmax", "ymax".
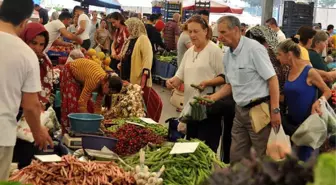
[{"xmin": 152, "ymin": 84, "xmax": 180, "ymax": 123}]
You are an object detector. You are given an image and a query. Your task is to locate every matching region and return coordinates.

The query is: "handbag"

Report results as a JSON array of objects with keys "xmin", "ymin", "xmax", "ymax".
[{"xmin": 170, "ymin": 89, "xmax": 184, "ymax": 109}]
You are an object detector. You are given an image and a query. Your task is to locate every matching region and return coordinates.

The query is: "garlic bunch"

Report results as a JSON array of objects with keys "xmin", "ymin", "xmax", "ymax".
[{"xmin": 134, "ymin": 165, "xmax": 164, "ymax": 185}]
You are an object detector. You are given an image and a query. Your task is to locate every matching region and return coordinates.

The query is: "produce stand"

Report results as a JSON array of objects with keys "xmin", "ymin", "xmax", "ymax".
[{"xmin": 153, "ymin": 52, "xmax": 178, "ymax": 80}]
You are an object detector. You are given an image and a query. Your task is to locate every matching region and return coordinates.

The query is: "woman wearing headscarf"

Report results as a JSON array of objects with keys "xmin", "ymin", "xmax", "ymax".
[
  {"xmin": 245, "ymin": 26, "xmax": 290, "ymax": 94},
  {"xmin": 13, "ymin": 23, "xmax": 54, "ymax": 169},
  {"xmin": 119, "ymin": 17, "xmax": 153, "ymax": 86}
]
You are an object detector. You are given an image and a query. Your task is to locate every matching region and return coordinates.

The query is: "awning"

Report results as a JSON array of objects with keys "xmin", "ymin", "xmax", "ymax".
[
  {"xmin": 183, "ymin": 1, "xmax": 243, "ymax": 14},
  {"xmin": 74, "ymin": 0, "xmax": 121, "ymax": 9}
]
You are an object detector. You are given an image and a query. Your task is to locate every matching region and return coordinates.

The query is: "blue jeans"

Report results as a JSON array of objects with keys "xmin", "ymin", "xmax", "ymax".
[{"xmin": 297, "ymin": 146, "xmax": 314, "ymax": 162}]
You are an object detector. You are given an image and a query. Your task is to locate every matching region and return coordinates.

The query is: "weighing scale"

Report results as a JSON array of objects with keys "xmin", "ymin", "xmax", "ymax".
[{"xmin": 62, "ymin": 131, "xmax": 104, "ymax": 149}]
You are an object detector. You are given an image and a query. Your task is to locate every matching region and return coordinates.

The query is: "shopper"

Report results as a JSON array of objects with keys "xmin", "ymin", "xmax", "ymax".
[
  {"xmin": 163, "ymin": 13, "xmax": 180, "ymax": 51},
  {"xmin": 209, "ymin": 16, "xmax": 280, "ymax": 163},
  {"xmin": 277, "ymin": 39, "xmax": 331, "ymax": 161},
  {"xmin": 74, "ymin": 6, "xmax": 91, "ymax": 50},
  {"xmin": 119, "ymin": 18, "xmax": 153, "ymax": 86},
  {"xmin": 177, "ymin": 23, "xmax": 192, "ymax": 67},
  {"xmin": 155, "ymin": 13, "xmax": 165, "ymax": 33},
  {"xmin": 265, "ymin": 18, "xmax": 286, "ymax": 42},
  {"xmin": 34, "ymin": 4, "xmax": 49, "ymax": 25},
  {"xmin": 198, "ymin": 9, "xmax": 209, "ymax": 23},
  {"xmin": 326, "ymin": 24, "xmax": 334, "ymax": 36},
  {"xmin": 240, "ymin": 23, "xmax": 248, "ymax": 36},
  {"xmin": 166, "ymin": 15, "xmax": 224, "ymax": 152},
  {"xmin": 44, "ymin": 11, "xmax": 82, "ymax": 51},
  {"xmin": 107, "ymin": 12, "xmax": 129, "ymax": 74},
  {"xmin": 309, "ymin": 31, "xmax": 329, "ymax": 71},
  {"xmin": 94, "ymin": 19, "xmax": 112, "ymax": 54},
  {"xmin": 60, "ymin": 58, "xmax": 123, "ymax": 134},
  {"xmin": 0, "ymin": 0, "xmax": 53, "ymax": 180},
  {"xmin": 145, "ymin": 14, "xmax": 166, "ymax": 53},
  {"xmin": 245, "ymin": 26, "xmax": 289, "ymax": 94},
  {"xmin": 296, "ymin": 26, "xmax": 316, "ymax": 62},
  {"xmin": 50, "ymin": 11, "xmax": 59, "ymax": 21},
  {"xmin": 90, "ymin": 10, "xmax": 99, "ymax": 48}
]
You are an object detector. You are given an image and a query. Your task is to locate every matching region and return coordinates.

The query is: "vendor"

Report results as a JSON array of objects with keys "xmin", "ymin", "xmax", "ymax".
[
  {"xmin": 60, "ymin": 58, "xmax": 122, "ymax": 133},
  {"xmin": 13, "ymin": 23, "xmax": 54, "ymax": 169}
]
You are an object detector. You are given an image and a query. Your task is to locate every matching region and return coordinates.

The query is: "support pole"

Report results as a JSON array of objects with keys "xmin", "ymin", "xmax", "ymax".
[{"xmin": 261, "ymin": 0, "xmax": 274, "ymax": 25}]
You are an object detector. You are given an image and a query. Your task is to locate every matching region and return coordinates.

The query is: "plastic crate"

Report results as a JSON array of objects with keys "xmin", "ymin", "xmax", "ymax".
[
  {"xmin": 167, "ymin": 63, "xmax": 177, "ymax": 78},
  {"xmin": 47, "ymin": 50, "xmax": 68, "ymax": 57},
  {"xmin": 154, "ymin": 60, "xmax": 170, "ymax": 78}
]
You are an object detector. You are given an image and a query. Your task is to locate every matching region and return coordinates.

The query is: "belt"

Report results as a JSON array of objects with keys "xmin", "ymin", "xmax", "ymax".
[{"xmin": 243, "ymin": 96, "xmax": 270, "ymax": 109}]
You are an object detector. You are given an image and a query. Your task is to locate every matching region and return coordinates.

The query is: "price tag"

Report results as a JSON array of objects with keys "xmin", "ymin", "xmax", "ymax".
[
  {"xmin": 140, "ymin": 117, "xmax": 158, "ymax": 124},
  {"xmin": 169, "ymin": 142, "xmax": 200, "ymax": 154},
  {"xmin": 35, "ymin": 154, "xmax": 62, "ymax": 162}
]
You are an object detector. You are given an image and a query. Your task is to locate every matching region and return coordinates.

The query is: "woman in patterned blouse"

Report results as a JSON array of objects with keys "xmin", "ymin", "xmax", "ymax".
[{"xmin": 60, "ymin": 58, "xmax": 122, "ymax": 133}]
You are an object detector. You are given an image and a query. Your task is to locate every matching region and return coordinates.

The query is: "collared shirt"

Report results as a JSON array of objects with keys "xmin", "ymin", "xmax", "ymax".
[
  {"xmin": 224, "ymin": 36, "xmax": 276, "ymax": 106},
  {"xmin": 163, "ymin": 20, "xmax": 180, "ymax": 50}
]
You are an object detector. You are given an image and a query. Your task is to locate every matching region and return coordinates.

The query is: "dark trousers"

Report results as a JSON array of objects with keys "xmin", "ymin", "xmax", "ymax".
[
  {"xmin": 110, "ymin": 58, "xmax": 120, "ymax": 76},
  {"xmin": 81, "ymin": 39, "xmax": 91, "ymax": 50}
]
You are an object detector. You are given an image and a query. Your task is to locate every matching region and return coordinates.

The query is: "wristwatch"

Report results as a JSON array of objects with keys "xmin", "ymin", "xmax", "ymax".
[{"xmin": 272, "ymin": 108, "xmax": 281, "ymax": 114}]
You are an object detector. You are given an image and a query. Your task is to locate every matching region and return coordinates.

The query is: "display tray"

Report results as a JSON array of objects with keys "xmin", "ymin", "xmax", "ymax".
[{"xmin": 47, "ymin": 50, "xmax": 69, "ymax": 57}]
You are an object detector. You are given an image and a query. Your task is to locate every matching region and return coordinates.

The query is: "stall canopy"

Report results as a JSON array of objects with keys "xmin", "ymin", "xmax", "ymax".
[
  {"xmin": 183, "ymin": 0, "xmax": 243, "ymax": 14},
  {"xmin": 74, "ymin": 0, "xmax": 121, "ymax": 9}
]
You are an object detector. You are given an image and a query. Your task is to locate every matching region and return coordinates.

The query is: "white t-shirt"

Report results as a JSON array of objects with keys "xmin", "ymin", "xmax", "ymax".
[
  {"xmin": 78, "ymin": 14, "xmax": 91, "ymax": 40},
  {"xmin": 176, "ymin": 41, "xmax": 224, "ymax": 106},
  {"xmin": 44, "ymin": 19, "xmax": 66, "ymax": 51},
  {"xmin": 0, "ymin": 32, "xmax": 41, "ymax": 146},
  {"xmin": 277, "ymin": 29, "xmax": 286, "ymax": 43}
]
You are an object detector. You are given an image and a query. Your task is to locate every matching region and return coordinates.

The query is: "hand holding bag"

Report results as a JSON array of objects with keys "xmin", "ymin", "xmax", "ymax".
[{"xmin": 266, "ymin": 125, "xmax": 291, "ymax": 161}]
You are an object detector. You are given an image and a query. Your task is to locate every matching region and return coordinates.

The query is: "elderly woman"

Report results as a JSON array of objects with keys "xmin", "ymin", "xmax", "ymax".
[
  {"xmin": 60, "ymin": 58, "xmax": 123, "ymax": 133},
  {"xmin": 119, "ymin": 18, "xmax": 153, "ymax": 86},
  {"xmin": 277, "ymin": 39, "xmax": 331, "ymax": 161},
  {"xmin": 166, "ymin": 15, "xmax": 224, "ymax": 152}
]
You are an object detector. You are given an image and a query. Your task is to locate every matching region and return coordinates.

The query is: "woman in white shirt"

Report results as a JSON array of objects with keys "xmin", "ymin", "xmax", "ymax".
[{"xmin": 166, "ymin": 15, "xmax": 224, "ymax": 152}]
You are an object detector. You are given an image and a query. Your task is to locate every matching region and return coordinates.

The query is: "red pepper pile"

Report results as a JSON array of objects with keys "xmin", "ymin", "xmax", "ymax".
[{"xmin": 109, "ymin": 124, "xmax": 165, "ymax": 156}]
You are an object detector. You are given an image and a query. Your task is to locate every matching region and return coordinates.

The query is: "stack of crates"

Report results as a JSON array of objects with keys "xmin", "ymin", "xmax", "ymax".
[
  {"xmin": 282, "ymin": 1, "xmax": 314, "ymax": 38},
  {"xmin": 161, "ymin": 1, "xmax": 182, "ymax": 22},
  {"xmin": 183, "ymin": 0, "xmax": 210, "ymax": 22}
]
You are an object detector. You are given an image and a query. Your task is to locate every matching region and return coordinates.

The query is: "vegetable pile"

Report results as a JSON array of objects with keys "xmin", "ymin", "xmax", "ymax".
[
  {"xmin": 204, "ymin": 150, "xmax": 336, "ymax": 185},
  {"xmin": 103, "ymin": 84, "xmax": 145, "ymax": 119},
  {"xmin": 105, "ymin": 117, "xmax": 168, "ymax": 137},
  {"xmin": 108, "ymin": 124, "xmax": 165, "ymax": 156},
  {"xmin": 9, "ymin": 155, "xmax": 135, "ymax": 185},
  {"xmin": 123, "ymin": 139, "xmax": 225, "ymax": 185}
]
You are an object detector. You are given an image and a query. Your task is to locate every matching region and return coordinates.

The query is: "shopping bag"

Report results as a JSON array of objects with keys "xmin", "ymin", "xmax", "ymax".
[
  {"xmin": 266, "ymin": 125, "xmax": 291, "ymax": 161},
  {"xmin": 95, "ymin": 45, "xmax": 102, "ymax": 53},
  {"xmin": 291, "ymin": 113, "xmax": 328, "ymax": 149},
  {"xmin": 17, "ymin": 107, "xmax": 59, "ymax": 143},
  {"xmin": 170, "ymin": 89, "xmax": 184, "ymax": 110},
  {"xmin": 320, "ymin": 98, "xmax": 336, "ymax": 134},
  {"xmin": 249, "ymin": 103, "xmax": 271, "ymax": 133}
]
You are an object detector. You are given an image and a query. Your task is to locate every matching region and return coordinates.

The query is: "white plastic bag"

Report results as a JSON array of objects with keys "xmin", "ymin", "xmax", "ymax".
[
  {"xmin": 266, "ymin": 125, "xmax": 291, "ymax": 160},
  {"xmin": 17, "ymin": 107, "xmax": 58, "ymax": 143},
  {"xmin": 291, "ymin": 113, "xmax": 328, "ymax": 149},
  {"xmin": 320, "ymin": 98, "xmax": 336, "ymax": 134}
]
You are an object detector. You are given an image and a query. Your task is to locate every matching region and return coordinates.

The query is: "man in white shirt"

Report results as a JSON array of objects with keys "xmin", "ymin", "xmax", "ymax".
[
  {"xmin": 73, "ymin": 6, "xmax": 91, "ymax": 50},
  {"xmin": 0, "ymin": 0, "xmax": 53, "ymax": 180},
  {"xmin": 44, "ymin": 11, "xmax": 82, "ymax": 52},
  {"xmin": 266, "ymin": 18, "xmax": 286, "ymax": 43}
]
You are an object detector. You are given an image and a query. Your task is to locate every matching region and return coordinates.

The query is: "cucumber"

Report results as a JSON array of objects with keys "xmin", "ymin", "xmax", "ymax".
[
  {"xmin": 193, "ymin": 96, "xmax": 215, "ymax": 104},
  {"xmin": 191, "ymin": 84, "xmax": 204, "ymax": 92}
]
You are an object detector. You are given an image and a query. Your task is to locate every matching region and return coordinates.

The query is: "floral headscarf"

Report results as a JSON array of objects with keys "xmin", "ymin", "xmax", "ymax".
[
  {"xmin": 247, "ymin": 25, "xmax": 278, "ymax": 52},
  {"xmin": 20, "ymin": 23, "xmax": 53, "ymax": 106},
  {"xmin": 120, "ymin": 18, "xmax": 147, "ymax": 58}
]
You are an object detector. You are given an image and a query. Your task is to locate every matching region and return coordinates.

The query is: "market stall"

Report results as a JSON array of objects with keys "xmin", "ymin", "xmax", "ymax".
[{"xmin": 153, "ymin": 51, "xmax": 178, "ymax": 80}]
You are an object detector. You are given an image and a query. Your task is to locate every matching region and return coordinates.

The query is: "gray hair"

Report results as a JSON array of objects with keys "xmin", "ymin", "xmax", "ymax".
[
  {"xmin": 51, "ymin": 11, "xmax": 59, "ymax": 21},
  {"xmin": 217, "ymin": 15, "xmax": 241, "ymax": 29},
  {"xmin": 311, "ymin": 30, "xmax": 328, "ymax": 48}
]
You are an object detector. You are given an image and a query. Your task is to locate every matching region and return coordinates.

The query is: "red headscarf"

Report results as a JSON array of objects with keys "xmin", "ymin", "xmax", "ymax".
[{"xmin": 20, "ymin": 23, "xmax": 53, "ymax": 105}]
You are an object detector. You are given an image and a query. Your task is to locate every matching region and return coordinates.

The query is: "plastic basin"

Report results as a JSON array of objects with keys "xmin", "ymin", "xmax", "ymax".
[
  {"xmin": 82, "ymin": 135, "xmax": 118, "ymax": 151},
  {"xmin": 68, "ymin": 113, "xmax": 104, "ymax": 133}
]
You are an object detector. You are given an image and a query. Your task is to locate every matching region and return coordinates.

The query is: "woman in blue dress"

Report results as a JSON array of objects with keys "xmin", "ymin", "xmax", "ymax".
[{"xmin": 276, "ymin": 39, "xmax": 331, "ymax": 161}]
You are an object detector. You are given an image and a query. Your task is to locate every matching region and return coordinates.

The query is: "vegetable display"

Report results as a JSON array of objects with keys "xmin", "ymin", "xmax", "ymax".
[
  {"xmin": 105, "ymin": 117, "xmax": 168, "ymax": 137},
  {"xmin": 122, "ymin": 139, "xmax": 225, "ymax": 185},
  {"xmin": 205, "ymin": 150, "xmax": 336, "ymax": 185},
  {"xmin": 103, "ymin": 84, "xmax": 145, "ymax": 119},
  {"xmin": 9, "ymin": 155, "xmax": 135, "ymax": 185},
  {"xmin": 108, "ymin": 124, "xmax": 165, "ymax": 156}
]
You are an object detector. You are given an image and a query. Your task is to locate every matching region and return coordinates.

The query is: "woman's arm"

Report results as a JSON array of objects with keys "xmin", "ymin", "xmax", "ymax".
[
  {"xmin": 78, "ymin": 82, "xmax": 95, "ymax": 113},
  {"xmin": 94, "ymin": 93, "xmax": 103, "ymax": 114},
  {"xmin": 308, "ymin": 68, "xmax": 332, "ymax": 114},
  {"xmin": 140, "ymin": 36, "xmax": 153, "ymax": 70}
]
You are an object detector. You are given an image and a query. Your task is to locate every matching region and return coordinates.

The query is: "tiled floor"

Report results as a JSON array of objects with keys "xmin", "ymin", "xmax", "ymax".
[{"xmin": 152, "ymin": 84, "xmax": 180, "ymax": 123}]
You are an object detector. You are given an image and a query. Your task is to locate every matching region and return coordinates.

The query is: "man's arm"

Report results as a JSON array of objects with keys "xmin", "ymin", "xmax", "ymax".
[
  {"xmin": 60, "ymin": 28, "xmax": 83, "ymax": 45},
  {"xmin": 268, "ymin": 75, "xmax": 280, "ymax": 113},
  {"xmin": 208, "ymin": 84, "xmax": 232, "ymax": 101},
  {"xmin": 76, "ymin": 20, "xmax": 86, "ymax": 36},
  {"xmin": 53, "ymin": 39, "xmax": 72, "ymax": 47}
]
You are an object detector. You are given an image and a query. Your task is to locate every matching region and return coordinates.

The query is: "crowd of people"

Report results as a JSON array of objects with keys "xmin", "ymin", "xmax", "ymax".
[{"xmin": 0, "ymin": 0, "xmax": 336, "ymax": 181}]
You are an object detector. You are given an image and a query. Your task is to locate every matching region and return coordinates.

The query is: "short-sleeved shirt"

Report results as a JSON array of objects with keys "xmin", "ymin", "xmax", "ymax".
[
  {"xmin": 224, "ymin": 36, "xmax": 276, "ymax": 107},
  {"xmin": 299, "ymin": 44, "xmax": 310, "ymax": 61},
  {"xmin": 38, "ymin": 8, "xmax": 49, "ymax": 25},
  {"xmin": 309, "ymin": 49, "xmax": 328, "ymax": 71},
  {"xmin": 77, "ymin": 14, "xmax": 91, "ymax": 40},
  {"xmin": 163, "ymin": 20, "xmax": 180, "ymax": 51},
  {"xmin": 0, "ymin": 32, "xmax": 41, "ymax": 146},
  {"xmin": 177, "ymin": 32, "xmax": 191, "ymax": 66},
  {"xmin": 276, "ymin": 29, "xmax": 286, "ymax": 43},
  {"xmin": 44, "ymin": 19, "xmax": 66, "ymax": 51},
  {"xmin": 176, "ymin": 41, "xmax": 224, "ymax": 106}
]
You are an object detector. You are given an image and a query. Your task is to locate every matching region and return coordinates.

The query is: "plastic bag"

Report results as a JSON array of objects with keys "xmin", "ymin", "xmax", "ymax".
[
  {"xmin": 17, "ymin": 107, "xmax": 59, "ymax": 143},
  {"xmin": 179, "ymin": 99, "xmax": 207, "ymax": 122},
  {"xmin": 320, "ymin": 98, "xmax": 336, "ymax": 134},
  {"xmin": 291, "ymin": 114, "xmax": 328, "ymax": 149},
  {"xmin": 266, "ymin": 125, "xmax": 291, "ymax": 161},
  {"xmin": 66, "ymin": 49, "xmax": 84, "ymax": 63}
]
